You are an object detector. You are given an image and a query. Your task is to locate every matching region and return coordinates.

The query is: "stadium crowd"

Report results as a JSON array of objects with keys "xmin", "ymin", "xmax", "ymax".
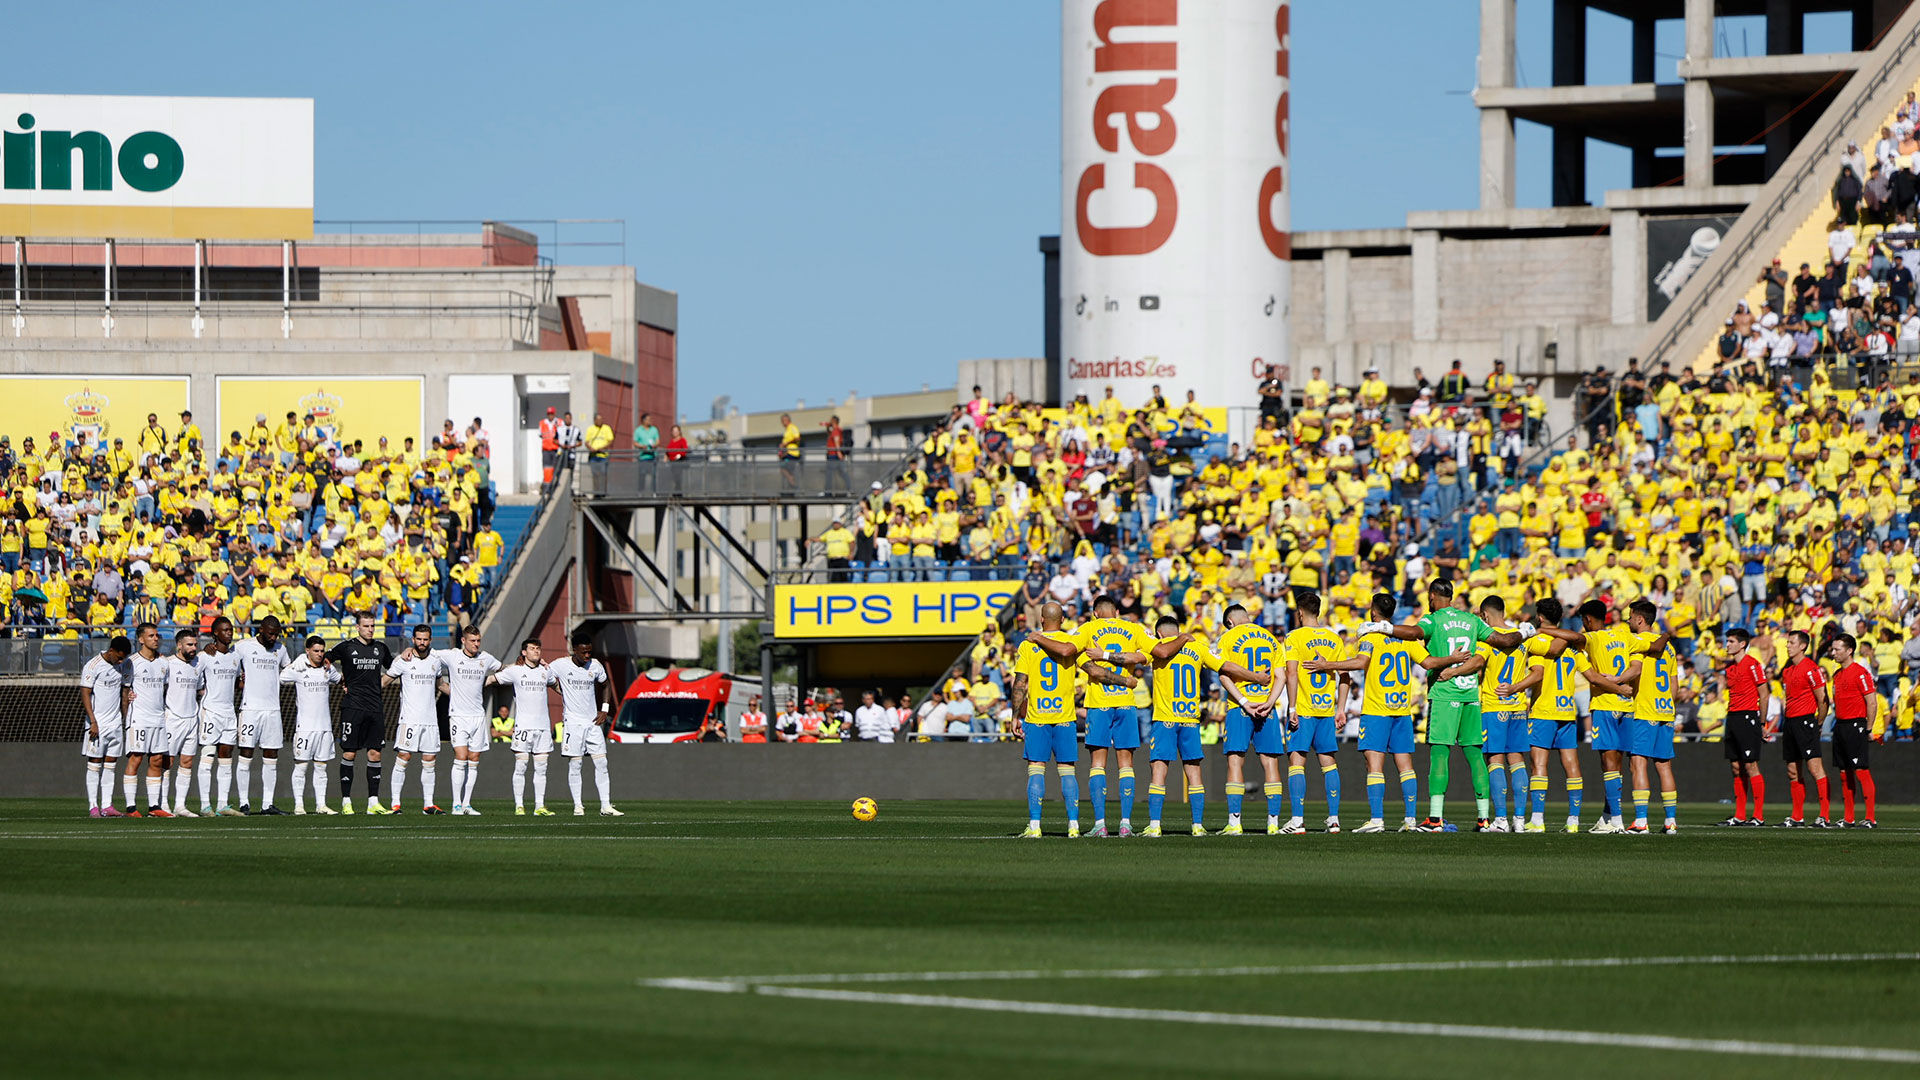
[
  {"xmin": 799, "ymin": 347, "xmax": 1920, "ymax": 751},
  {"xmin": 0, "ymin": 408, "xmax": 507, "ymax": 642}
]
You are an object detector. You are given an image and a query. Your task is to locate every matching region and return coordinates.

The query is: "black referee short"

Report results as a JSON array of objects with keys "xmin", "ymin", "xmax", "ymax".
[
  {"xmin": 338, "ymin": 706, "xmax": 388, "ymax": 753},
  {"xmin": 1780, "ymin": 714, "xmax": 1821, "ymax": 763},
  {"xmin": 1831, "ymin": 718, "xmax": 1872, "ymax": 770},
  {"xmin": 1723, "ymin": 710, "xmax": 1763, "ymax": 763}
]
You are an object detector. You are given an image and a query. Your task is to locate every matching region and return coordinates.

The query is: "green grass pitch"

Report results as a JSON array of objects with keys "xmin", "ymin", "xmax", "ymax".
[{"xmin": 2, "ymin": 798, "xmax": 1916, "ymax": 1079}]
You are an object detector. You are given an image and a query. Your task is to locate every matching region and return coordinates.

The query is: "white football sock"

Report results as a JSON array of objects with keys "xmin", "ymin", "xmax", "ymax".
[
  {"xmin": 101, "ymin": 765, "xmax": 118, "ymax": 809},
  {"xmin": 145, "ymin": 776, "xmax": 163, "ymax": 811},
  {"xmin": 390, "ymin": 758, "xmax": 408, "ymax": 807},
  {"xmin": 158, "ymin": 770, "xmax": 169, "ymax": 809},
  {"xmin": 235, "ymin": 756, "xmax": 253, "ymax": 806},
  {"xmin": 85, "ymin": 762, "xmax": 101, "ymax": 809},
  {"xmin": 532, "ymin": 754, "xmax": 549, "ymax": 808},
  {"xmin": 291, "ymin": 763, "xmax": 308, "ymax": 810},
  {"xmin": 217, "ymin": 758, "xmax": 233, "ymax": 808},
  {"xmin": 513, "ymin": 753, "xmax": 529, "ymax": 809},
  {"xmin": 312, "ymin": 763, "xmax": 330, "ymax": 807},
  {"xmin": 174, "ymin": 764, "xmax": 193, "ymax": 811},
  {"xmin": 197, "ymin": 754, "xmax": 215, "ymax": 809},
  {"xmin": 465, "ymin": 760, "xmax": 480, "ymax": 806},
  {"xmin": 568, "ymin": 756, "xmax": 584, "ymax": 810},
  {"xmin": 592, "ymin": 754, "xmax": 611, "ymax": 808},
  {"xmin": 261, "ymin": 758, "xmax": 280, "ymax": 807},
  {"xmin": 452, "ymin": 760, "xmax": 470, "ymax": 806},
  {"xmin": 420, "ymin": 759, "xmax": 437, "ymax": 807},
  {"xmin": 123, "ymin": 773, "xmax": 138, "ymax": 809}
]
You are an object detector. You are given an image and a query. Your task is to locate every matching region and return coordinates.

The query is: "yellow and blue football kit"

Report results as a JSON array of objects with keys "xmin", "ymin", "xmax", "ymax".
[
  {"xmin": 1524, "ymin": 638, "xmax": 1589, "ymax": 750},
  {"xmin": 1284, "ymin": 624, "xmax": 1348, "ymax": 824},
  {"xmin": 1582, "ymin": 623, "xmax": 1634, "ymax": 753},
  {"xmin": 1073, "ymin": 617, "xmax": 1154, "ymax": 751},
  {"xmin": 1479, "ymin": 641, "xmax": 1531, "ymax": 755},
  {"xmin": 1216, "ymin": 622, "xmax": 1283, "ymax": 756},
  {"xmin": 1148, "ymin": 634, "xmax": 1224, "ymax": 829},
  {"xmin": 1014, "ymin": 636, "xmax": 1079, "ymax": 765},
  {"xmin": 1354, "ymin": 631, "xmax": 1427, "ymax": 822},
  {"xmin": 1628, "ymin": 631, "xmax": 1681, "ymax": 828}
]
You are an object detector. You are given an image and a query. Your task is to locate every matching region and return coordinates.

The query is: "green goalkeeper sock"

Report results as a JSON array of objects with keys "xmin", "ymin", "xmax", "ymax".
[
  {"xmin": 1428, "ymin": 745, "xmax": 1450, "ymax": 819},
  {"xmin": 1467, "ymin": 748, "xmax": 1491, "ymax": 820}
]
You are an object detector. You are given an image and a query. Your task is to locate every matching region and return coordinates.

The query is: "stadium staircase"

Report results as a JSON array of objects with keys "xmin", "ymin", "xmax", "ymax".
[
  {"xmin": 1643, "ymin": 1, "xmax": 1920, "ymax": 371},
  {"xmin": 489, "ymin": 502, "xmax": 539, "ymax": 569}
]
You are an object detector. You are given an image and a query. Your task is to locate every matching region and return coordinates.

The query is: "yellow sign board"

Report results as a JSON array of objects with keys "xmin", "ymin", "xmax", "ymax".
[
  {"xmin": 0, "ymin": 375, "xmax": 189, "ymax": 450},
  {"xmin": 773, "ymin": 581, "xmax": 1020, "ymax": 640},
  {"xmin": 216, "ymin": 377, "xmax": 422, "ymax": 451}
]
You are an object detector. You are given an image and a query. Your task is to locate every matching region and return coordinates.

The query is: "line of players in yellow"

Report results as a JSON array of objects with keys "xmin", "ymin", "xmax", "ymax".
[{"xmin": 1007, "ymin": 578, "xmax": 1683, "ymax": 837}]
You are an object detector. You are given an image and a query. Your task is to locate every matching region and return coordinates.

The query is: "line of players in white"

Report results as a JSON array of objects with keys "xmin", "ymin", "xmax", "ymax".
[{"xmin": 78, "ymin": 615, "xmax": 625, "ymax": 818}]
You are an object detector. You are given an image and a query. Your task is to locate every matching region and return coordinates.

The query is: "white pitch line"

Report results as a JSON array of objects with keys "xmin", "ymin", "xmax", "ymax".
[
  {"xmin": 730, "ymin": 985, "xmax": 1920, "ymax": 1065},
  {"xmin": 647, "ymin": 951, "xmax": 1920, "ymax": 988}
]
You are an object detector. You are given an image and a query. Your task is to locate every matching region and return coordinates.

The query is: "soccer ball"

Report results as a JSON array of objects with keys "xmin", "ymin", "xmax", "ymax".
[{"xmin": 851, "ymin": 797, "xmax": 878, "ymax": 822}]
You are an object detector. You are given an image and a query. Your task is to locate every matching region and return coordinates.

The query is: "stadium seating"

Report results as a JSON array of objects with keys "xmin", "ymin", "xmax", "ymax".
[
  {"xmin": 837, "ymin": 367, "xmax": 1920, "ymax": 745},
  {"xmin": 0, "ymin": 417, "xmax": 504, "ymax": 642}
]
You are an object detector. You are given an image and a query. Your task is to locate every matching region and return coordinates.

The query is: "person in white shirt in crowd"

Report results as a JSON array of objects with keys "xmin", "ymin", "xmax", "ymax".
[
  {"xmin": 79, "ymin": 635, "xmax": 133, "ymax": 818},
  {"xmin": 162, "ymin": 629, "xmax": 206, "ymax": 817},
  {"xmin": 774, "ymin": 704, "xmax": 802, "ymax": 742},
  {"xmin": 232, "ymin": 616, "xmax": 292, "ymax": 814},
  {"xmin": 124, "ymin": 622, "xmax": 171, "ymax": 816},
  {"xmin": 193, "ymin": 618, "xmax": 245, "ymax": 816},
  {"xmin": 1840, "ymin": 140, "xmax": 1866, "ymax": 183},
  {"xmin": 495, "ymin": 638, "xmax": 560, "ymax": 816},
  {"xmin": 916, "ymin": 690, "xmax": 949, "ymax": 742},
  {"xmin": 853, "ymin": 690, "xmax": 894, "ymax": 742},
  {"xmin": 1047, "ymin": 565, "xmax": 1086, "ymax": 610},
  {"xmin": 280, "ymin": 635, "xmax": 344, "ymax": 815},
  {"xmin": 1830, "ymin": 219, "xmax": 1858, "ymax": 267},
  {"xmin": 383, "ymin": 624, "xmax": 446, "ymax": 814},
  {"xmin": 549, "ymin": 631, "xmax": 621, "ymax": 816},
  {"xmin": 437, "ymin": 625, "xmax": 503, "ymax": 816}
]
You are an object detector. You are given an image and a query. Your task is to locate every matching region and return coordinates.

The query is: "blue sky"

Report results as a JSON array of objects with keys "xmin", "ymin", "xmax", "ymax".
[{"xmin": 9, "ymin": 2, "xmax": 1857, "ymax": 417}]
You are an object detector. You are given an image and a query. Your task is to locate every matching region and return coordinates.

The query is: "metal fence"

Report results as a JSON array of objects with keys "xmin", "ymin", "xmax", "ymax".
[{"xmin": 575, "ymin": 447, "xmax": 917, "ymax": 501}]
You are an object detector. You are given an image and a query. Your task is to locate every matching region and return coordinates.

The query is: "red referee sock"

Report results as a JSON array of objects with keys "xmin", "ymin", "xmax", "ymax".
[
  {"xmin": 1859, "ymin": 770, "xmax": 1877, "ymax": 823},
  {"xmin": 1733, "ymin": 775, "xmax": 1748, "ymax": 819},
  {"xmin": 1842, "ymin": 774, "xmax": 1857, "ymax": 823},
  {"xmin": 1790, "ymin": 778, "xmax": 1806, "ymax": 821},
  {"xmin": 1816, "ymin": 775, "xmax": 1830, "ymax": 819},
  {"xmin": 1750, "ymin": 773, "xmax": 1765, "ymax": 822}
]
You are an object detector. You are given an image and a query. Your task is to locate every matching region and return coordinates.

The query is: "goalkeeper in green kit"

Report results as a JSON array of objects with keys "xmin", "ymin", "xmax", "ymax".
[{"xmin": 1357, "ymin": 578, "xmax": 1533, "ymax": 832}]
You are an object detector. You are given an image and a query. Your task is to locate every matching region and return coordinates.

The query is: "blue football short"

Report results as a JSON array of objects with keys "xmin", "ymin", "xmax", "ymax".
[
  {"xmin": 1483, "ymin": 710, "xmax": 1529, "ymax": 755},
  {"xmin": 1286, "ymin": 713, "xmax": 1340, "ymax": 755},
  {"xmin": 1149, "ymin": 720, "xmax": 1204, "ymax": 762},
  {"xmin": 1083, "ymin": 706, "xmax": 1141, "ymax": 750},
  {"xmin": 1356, "ymin": 713, "xmax": 1414, "ymax": 754},
  {"xmin": 1589, "ymin": 708, "xmax": 1624, "ymax": 753},
  {"xmin": 1022, "ymin": 722, "xmax": 1078, "ymax": 764},
  {"xmin": 1528, "ymin": 716, "xmax": 1579, "ymax": 750},
  {"xmin": 1224, "ymin": 706, "xmax": 1286, "ymax": 755},
  {"xmin": 1628, "ymin": 718, "xmax": 1675, "ymax": 761}
]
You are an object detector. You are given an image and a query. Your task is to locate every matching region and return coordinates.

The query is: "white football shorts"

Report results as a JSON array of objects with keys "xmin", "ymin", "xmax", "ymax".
[
  {"xmin": 510, "ymin": 724, "xmax": 555, "ymax": 755},
  {"xmin": 81, "ymin": 723, "xmax": 125, "ymax": 759},
  {"xmin": 292, "ymin": 727, "xmax": 338, "ymax": 762},
  {"xmin": 560, "ymin": 720, "xmax": 608, "ymax": 757},
  {"xmin": 396, "ymin": 718, "xmax": 441, "ymax": 755},
  {"xmin": 198, "ymin": 707, "xmax": 237, "ymax": 748},
  {"xmin": 237, "ymin": 709, "xmax": 285, "ymax": 751},
  {"xmin": 449, "ymin": 715, "xmax": 490, "ymax": 754}
]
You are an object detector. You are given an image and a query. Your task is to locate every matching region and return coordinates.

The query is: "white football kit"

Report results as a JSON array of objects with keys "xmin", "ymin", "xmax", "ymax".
[
  {"xmin": 388, "ymin": 651, "xmax": 444, "ymax": 754},
  {"xmin": 233, "ymin": 638, "xmax": 292, "ymax": 750},
  {"xmin": 125, "ymin": 653, "xmax": 171, "ymax": 756},
  {"xmin": 550, "ymin": 656, "xmax": 610, "ymax": 757},
  {"xmin": 497, "ymin": 663, "xmax": 558, "ymax": 754},
  {"xmin": 436, "ymin": 649, "xmax": 501, "ymax": 753},
  {"xmin": 79, "ymin": 654, "xmax": 131, "ymax": 759},
  {"xmin": 163, "ymin": 654, "xmax": 206, "ymax": 757},
  {"xmin": 195, "ymin": 648, "xmax": 243, "ymax": 746},
  {"xmin": 282, "ymin": 659, "xmax": 343, "ymax": 762}
]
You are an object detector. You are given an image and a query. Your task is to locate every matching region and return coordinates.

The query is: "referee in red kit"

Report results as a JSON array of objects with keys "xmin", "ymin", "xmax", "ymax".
[
  {"xmin": 1778, "ymin": 631, "xmax": 1832, "ymax": 828},
  {"xmin": 1825, "ymin": 633, "xmax": 1879, "ymax": 829},
  {"xmin": 1717, "ymin": 628, "xmax": 1768, "ymax": 826}
]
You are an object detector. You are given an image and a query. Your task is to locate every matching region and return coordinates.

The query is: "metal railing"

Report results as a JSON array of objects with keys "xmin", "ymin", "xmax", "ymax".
[
  {"xmin": 1643, "ymin": 12, "xmax": 1920, "ymax": 368},
  {"xmin": 575, "ymin": 447, "xmax": 921, "ymax": 501}
]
